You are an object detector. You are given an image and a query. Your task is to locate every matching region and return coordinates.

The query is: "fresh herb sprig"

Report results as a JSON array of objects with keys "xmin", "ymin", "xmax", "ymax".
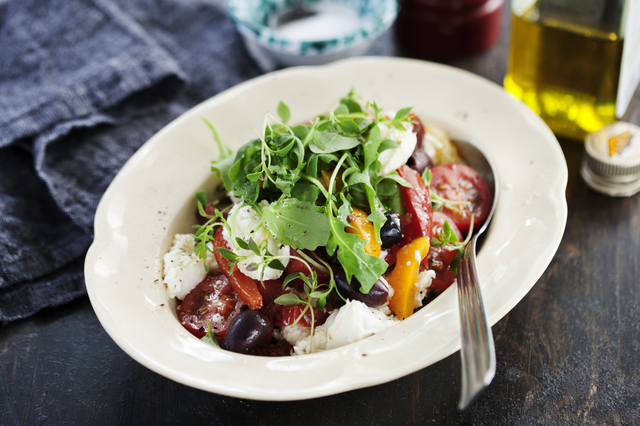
[
  {"xmin": 431, "ymin": 216, "xmax": 475, "ymax": 274},
  {"xmin": 273, "ymin": 251, "xmax": 336, "ymax": 353},
  {"xmin": 216, "ymin": 234, "xmax": 287, "ymax": 278},
  {"xmin": 201, "ymin": 320, "xmax": 221, "ymax": 348},
  {"xmin": 191, "ymin": 191, "xmax": 231, "ymax": 271}
]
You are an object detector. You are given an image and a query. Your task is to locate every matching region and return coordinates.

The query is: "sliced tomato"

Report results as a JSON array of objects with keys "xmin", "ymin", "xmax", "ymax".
[
  {"xmin": 397, "ymin": 165, "xmax": 434, "ymax": 241},
  {"xmin": 213, "ymin": 227, "xmax": 263, "ymax": 310},
  {"xmin": 430, "ymin": 164, "xmax": 492, "ymax": 235},
  {"xmin": 177, "ymin": 274, "xmax": 244, "ymax": 340},
  {"xmin": 257, "ymin": 278, "xmax": 285, "ymax": 307},
  {"xmin": 275, "ymin": 304, "xmax": 328, "ymax": 328},
  {"xmin": 426, "ymin": 211, "xmax": 463, "ymax": 290}
]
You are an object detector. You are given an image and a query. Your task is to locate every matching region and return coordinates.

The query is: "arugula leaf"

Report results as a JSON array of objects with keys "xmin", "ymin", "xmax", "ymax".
[
  {"xmin": 203, "ymin": 118, "xmax": 233, "ymax": 160},
  {"xmin": 347, "ymin": 183, "xmax": 369, "ymax": 210},
  {"xmin": 290, "ymin": 181, "xmax": 320, "ymax": 204},
  {"xmin": 344, "ymin": 169, "xmax": 371, "ymax": 189},
  {"xmin": 378, "ymin": 171, "xmax": 411, "ymax": 188},
  {"xmin": 215, "ymin": 140, "xmax": 262, "ymax": 197},
  {"xmin": 325, "ymin": 195, "xmax": 387, "ymax": 293},
  {"xmin": 262, "ymin": 198, "xmax": 331, "ymax": 250},
  {"xmin": 272, "ymin": 166, "xmax": 300, "ymax": 197},
  {"xmin": 231, "ymin": 160, "xmax": 261, "ymax": 203},
  {"xmin": 327, "ymin": 213, "xmax": 388, "ymax": 293},
  {"xmin": 367, "ymin": 210, "xmax": 387, "ymax": 228},
  {"xmin": 195, "ymin": 191, "xmax": 208, "ymax": 207},
  {"xmin": 363, "ymin": 125, "xmax": 381, "ymax": 170}
]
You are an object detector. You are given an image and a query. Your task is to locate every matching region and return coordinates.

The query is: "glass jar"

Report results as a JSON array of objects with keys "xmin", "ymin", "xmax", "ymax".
[{"xmin": 505, "ymin": 0, "xmax": 640, "ymax": 140}]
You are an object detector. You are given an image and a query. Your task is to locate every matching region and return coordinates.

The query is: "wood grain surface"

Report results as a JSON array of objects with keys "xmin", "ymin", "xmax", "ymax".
[{"xmin": 2, "ymin": 2, "xmax": 640, "ymax": 425}]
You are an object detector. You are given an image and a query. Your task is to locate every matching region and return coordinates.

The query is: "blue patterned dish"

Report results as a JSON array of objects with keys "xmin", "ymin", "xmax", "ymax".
[{"xmin": 226, "ymin": 0, "xmax": 397, "ymax": 69}]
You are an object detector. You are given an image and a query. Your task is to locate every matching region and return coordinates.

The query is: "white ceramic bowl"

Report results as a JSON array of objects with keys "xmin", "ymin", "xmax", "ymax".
[
  {"xmin": 85, "ymin": 57, "xmax": 568, "ymax": 401},
  {"xmin": 226, "ymin": 0, "xmax": 397, "ymax": 69}
]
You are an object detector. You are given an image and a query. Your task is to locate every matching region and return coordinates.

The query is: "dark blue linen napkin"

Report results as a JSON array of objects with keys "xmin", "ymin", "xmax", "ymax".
[{"xmin": 0, "ymin": 0, "xmax": 262, "ymax": 322}]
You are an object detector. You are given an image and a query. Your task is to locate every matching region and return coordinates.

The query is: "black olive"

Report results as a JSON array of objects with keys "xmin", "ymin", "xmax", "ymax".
[
  {"xmin": 334, "ymin": 271, "xmax": 389, "ymax": 308},
  {"xmin": 222, "ymin": 310, "xmax": 270, "ymax": 354},
  {"xmin": 318, "ymin": 246, "xmax": 341, "ymax": 266},
  {"xmin": 380, "ymin": 212, "xmax": 402, "ymax": 249},
  {"xmin": 407, "ymin": 149, "xmax": 433, "ymax": 175}
]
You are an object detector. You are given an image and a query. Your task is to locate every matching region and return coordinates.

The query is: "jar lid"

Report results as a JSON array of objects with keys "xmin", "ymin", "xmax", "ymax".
[{"xmin": 581, "ymin": 122, "xmax": 640, "ymax": 197}]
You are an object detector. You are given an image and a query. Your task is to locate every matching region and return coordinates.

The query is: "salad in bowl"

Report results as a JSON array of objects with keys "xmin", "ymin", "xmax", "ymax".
[{"xmin": 163, "ymin": 90, "xmax": 493, "ymax": 356}]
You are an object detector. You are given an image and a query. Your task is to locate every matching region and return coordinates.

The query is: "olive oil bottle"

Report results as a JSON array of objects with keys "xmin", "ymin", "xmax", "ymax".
[{"xmin": 505, "ymin": 0, "xmax": 640, "ymax": 140}]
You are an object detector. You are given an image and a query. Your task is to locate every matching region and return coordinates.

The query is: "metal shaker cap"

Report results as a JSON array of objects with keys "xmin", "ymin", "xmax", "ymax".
[{"xmin": 581, "ymin": 122, "xmax": 640, "ymax": 197}]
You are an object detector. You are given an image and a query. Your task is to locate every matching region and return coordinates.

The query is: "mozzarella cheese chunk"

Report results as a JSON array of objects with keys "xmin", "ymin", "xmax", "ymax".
[
  {"xmin": 282, "ymin": 322, "xmax": 328, "ymax": 355},
  {"xmin": 377, "ymin": 121, "xmax": 417, "ymax": 175},
  {"xmin": 163, "ymin": 234, "xmax": 218, "ymax": 300},
  {"xmin": 222, "ymin": 201, "xmax": 290, "ymax": 281},
  {"xmin": 325, "ymin": 300, "xmax": 399, "ymax": 349},
  {"xmin": 414, "ymin": 269, "xmax": 436, "ymax": 308},
  {"xmin": 282, "ymin": 300, "xmax": 399, "ymax": 354}
]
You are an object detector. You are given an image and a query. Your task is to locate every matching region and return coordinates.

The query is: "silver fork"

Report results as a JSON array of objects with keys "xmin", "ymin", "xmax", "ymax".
[{"xmin": 451, "ymin": 140, "xmax": 498, "ymax": 410}]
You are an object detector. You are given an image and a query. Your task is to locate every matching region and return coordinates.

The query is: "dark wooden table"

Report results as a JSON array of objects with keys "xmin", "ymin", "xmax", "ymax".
[{"xmin": 3, "ymin": 3, "xmax": 640, "ymax": 425}]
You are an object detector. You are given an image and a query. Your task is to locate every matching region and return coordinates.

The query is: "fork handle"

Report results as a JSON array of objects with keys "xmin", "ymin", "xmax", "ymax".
[{"xmin": 457, "ymin": 235, "xmax": 496, "ymax": 410}]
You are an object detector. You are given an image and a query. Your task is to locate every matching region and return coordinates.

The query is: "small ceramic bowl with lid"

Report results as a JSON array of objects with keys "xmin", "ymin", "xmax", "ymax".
[{"xmin": 226, "ymin": 0, "xmax": 397, "ymax": 70}]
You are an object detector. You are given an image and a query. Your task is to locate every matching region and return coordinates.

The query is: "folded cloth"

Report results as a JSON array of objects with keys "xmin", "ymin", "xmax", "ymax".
[
  {"xmin": 0, "ymin": 0, "xmax": 395, "ymax": 323},
  {"xmin": 0, "ymin": 0, "xmax": 262, "ymax": 322}
]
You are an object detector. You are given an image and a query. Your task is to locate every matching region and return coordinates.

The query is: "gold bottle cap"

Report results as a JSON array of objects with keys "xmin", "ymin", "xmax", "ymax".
[{"xmin": 581, "ymin": 122, "xmax": 640, "ymax": 197}]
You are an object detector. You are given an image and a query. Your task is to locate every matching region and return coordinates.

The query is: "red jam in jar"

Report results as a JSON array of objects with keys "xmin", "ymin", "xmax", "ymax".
[{"xmin": 396, "ymin": 0, "xmax": 504, "ymax": 59}]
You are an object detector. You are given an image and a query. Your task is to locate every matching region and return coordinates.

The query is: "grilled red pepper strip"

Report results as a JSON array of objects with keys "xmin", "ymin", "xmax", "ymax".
[{"xmin": 213, "ymin": 227, "xmax": 263, "ymax": 310}]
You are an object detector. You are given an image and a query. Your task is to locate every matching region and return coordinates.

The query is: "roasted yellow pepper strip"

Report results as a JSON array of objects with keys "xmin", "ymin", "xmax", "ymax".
[
  {"xmin": 346, "ymin": 207, "xmax": 381, "ymax": 257},
  {"xmin": 388, "ymin": 237, "xmax": 430, "ymax": 320},
  {"xmin": 321, "ymin": 169, "xmax": 344, "ymax": 192}
]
